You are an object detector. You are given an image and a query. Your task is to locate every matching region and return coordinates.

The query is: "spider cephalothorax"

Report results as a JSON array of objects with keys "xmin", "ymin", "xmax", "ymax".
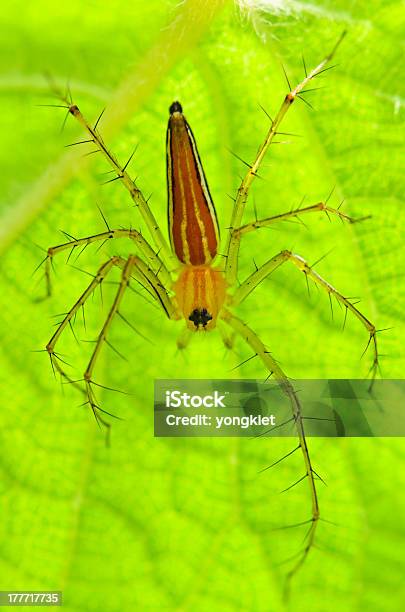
[{"xmin": 173, "ymin": 264, "xmax": 227, "ymax": 330}]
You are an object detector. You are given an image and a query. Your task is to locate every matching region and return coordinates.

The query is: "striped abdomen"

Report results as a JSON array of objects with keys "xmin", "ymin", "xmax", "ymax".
[{"xmin": 167, "ymin": 102, "xmax": 219, "ymax": 265}]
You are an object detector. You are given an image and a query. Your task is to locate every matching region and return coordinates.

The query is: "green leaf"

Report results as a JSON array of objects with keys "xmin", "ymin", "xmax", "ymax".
[{"xmin": 0, "ymin": 1, "xmax": 404, "ymax": 610}]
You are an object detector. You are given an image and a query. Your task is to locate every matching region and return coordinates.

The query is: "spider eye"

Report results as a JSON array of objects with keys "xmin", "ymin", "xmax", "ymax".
[
  {"xmin": 188, "ymin": 308, "xmax": 213, "ymax": 328},
  {"xmin": 169, "ymin": 101, "xmax": 183, "ymax": 114}
]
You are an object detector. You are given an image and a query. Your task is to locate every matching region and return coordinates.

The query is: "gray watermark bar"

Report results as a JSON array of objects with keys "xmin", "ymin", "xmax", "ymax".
[
  {"xmin": 0, "ymin": 592, "xmax": 62, "ymax": 606},
  {"xmin": 154, "ymin": 379, "xmax": 405, "ymax": 437}
]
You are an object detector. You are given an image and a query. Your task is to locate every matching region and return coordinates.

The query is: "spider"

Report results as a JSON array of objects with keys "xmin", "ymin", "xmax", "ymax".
[{"xmin": 41, "ymin": 32, "xmax": 378, "ymax": 585}]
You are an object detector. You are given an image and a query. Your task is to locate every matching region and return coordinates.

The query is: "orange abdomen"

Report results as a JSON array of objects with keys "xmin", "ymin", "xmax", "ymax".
[{"xmin": 167, "ymin": 102, "xmax": 220, "ymax": 266}]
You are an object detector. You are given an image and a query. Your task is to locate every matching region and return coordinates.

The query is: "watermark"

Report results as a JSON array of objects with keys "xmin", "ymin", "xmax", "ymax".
[
  {"xmin": 154, "ymin": 379, "xmax": 405, "ymax": 437},
  {"xmin": 165, "ymin": 390, "xmax": 227, "ymax": 408},
  {"xmin": 0, "ymin": 592, "xmax": 62, "ymax": 607}
]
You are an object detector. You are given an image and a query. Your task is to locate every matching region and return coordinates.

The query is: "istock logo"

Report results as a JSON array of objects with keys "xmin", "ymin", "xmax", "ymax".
[{"xmin": 165, "ymin": 390, "xmax": 227, "ymax": 408}]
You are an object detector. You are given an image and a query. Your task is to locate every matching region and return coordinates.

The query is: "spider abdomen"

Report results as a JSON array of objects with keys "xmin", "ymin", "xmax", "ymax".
[
  {"xmin": 173, "ymin": 265, "xmax": 227, "ymax": 330},
  {"xmin": 167, "ymin": 102, "xmax": 220, "ymax": 266}
]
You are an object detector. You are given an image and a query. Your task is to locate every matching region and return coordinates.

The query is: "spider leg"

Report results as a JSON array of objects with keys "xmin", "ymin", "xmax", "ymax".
[
  {"xmin": 233, "ymin": 199, "xmax": 364, "ymax": 240},
  {"xmin": 176, "ymin": 327, "xmax": 193, "ymax": 350},
  {"xmin": 225, "ymin": 33, "xmax": 346, "ymax": 285},
  {"xmin": 46, "ymin": 256, "xmax": 119, "ymax": 377},
  {"xmin": 118, "ymin": 255, "xmax": 177, "ymax": 321},
  {"xmin": 49, "ymin": 86, "xmax": 176, "ymax": 269},
  {"xmin": 81, "ymin": 256, "xmax": 138, "ymax": 425},
  {"xmin": 46, "ymin": 255, "xmax": 177, "ymax": 429},
  {"xmin": 82, "ymin": 254, "xmax": 177, "ymax": 428},
  {"xmin": 43, "ymin": 228, "xmax": 172, "ymax": 297},
  {"xmin": 220, "ymin": 308, "xmax": 319, "ymax": 591},
  {"xmin": 231, "ymin": 250, "xmax": 379, "ymax": 388},
  {"xmin": 217, "ymin": 320, "xmax": 236, "ymax": 350}
]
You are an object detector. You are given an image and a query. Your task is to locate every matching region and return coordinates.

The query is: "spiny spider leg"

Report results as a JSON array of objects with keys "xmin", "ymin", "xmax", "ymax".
[
  {"xmin": 83, "ymin": 254, "xmax": 177, "ymax": 422},
  {"xmin": 233, "ymin": 199, "xmax": 364, "ymax": 239},
  {"xmin": 114, "ymin": 255, "xmax": 177, "ymax": 321},
  {"xmin": 81, "ymin": 256, "xmax": 139, "ymax": 420},
  {"xmin": 48, "ymin": 86, "xmax": 177, "ymax": 269},
  {"xmin": 220, "ymin": 308, "xmax": 319, "ymax": 595},
  {"xmin": 231, "ymin": 250, "xmax": 379, "ymax": 388},
  {"xmin": 46, "ymin": 256, "xmax": 119, "ymax": 378},
  {"xmin": 46, "ymin": 255, "xmax": 177, "ymax": 425},
  {"xmin": 44, "ymin": 228, "xmax": 172, "ymax": 297},
  {"xmin": 225, "ymin": 32, "xmax": 346, "ymax": 285}
]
